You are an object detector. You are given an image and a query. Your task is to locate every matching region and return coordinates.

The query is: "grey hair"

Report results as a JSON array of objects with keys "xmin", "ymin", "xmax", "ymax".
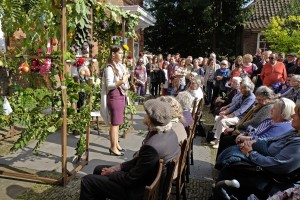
[
  {"xmin": 291, "ymin": 74, "xmax": 300, "ymax": 82},
  {"xmin": 241, "ymin": 80, "xmax": 255, "ymax": 92},
  {"xmin": 276, "ymin": 97, "xmax": 295, "ymax": 121},
  {"xmin": 190, "ymin": 75, "xmax": 203, "ymax": 87},
  {"xmin": 158, "ymin": 96, "xmax": 183, "ymax": 119},
  {"xmin": 176, "ymin": 91, "xmax": 194, "ymax": 110},
  {"xmin": 255, "ymin": 86, "xmax": 275, "ymax": 100}
]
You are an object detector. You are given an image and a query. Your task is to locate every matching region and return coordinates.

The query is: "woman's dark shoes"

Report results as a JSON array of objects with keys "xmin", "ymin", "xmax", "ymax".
[
  {"xmin": 117, "ymin": 147, "xmax": 125, "ymax": 152},
  {"xmin": 109, "ymin": 148, "xmax": 124, "ymax": 156}
]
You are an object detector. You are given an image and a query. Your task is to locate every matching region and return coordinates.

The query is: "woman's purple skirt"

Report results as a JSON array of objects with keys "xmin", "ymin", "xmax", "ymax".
[{"xmin": 107, "ymin": 88, "xmax": 125, "ymax": 125}]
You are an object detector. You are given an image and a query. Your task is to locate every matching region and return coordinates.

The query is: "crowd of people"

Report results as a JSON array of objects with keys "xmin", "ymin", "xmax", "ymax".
[{"xmin": 92, "ymin": 45, "xmax": 300, "ymax": 200}]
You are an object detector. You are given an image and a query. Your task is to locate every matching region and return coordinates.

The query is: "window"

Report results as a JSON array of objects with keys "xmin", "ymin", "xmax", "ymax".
[{"xmin": 257, "ymin": 33, "xmax": 271, "ymax": 52}]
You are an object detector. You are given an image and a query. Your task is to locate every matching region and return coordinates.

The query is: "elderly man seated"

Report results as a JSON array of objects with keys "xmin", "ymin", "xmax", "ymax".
[
  {"xmin": 80, "ymin": 99, "xmax": 180, "ymax": 200},
  {"xmin": 210, "ymin": 79, "xmax": 256, "ymax": 148}
]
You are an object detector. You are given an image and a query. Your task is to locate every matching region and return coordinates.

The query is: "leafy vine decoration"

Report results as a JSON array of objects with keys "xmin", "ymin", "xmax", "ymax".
[{"xmin": 0, "ymin": 0, "xmax": 139, "ymax": 156}]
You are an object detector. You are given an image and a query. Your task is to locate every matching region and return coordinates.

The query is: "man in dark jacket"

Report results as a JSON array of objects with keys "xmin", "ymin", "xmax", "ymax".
[{"xmin": 80, "ymin": 99, "xmax": 180, "ymax": 200}]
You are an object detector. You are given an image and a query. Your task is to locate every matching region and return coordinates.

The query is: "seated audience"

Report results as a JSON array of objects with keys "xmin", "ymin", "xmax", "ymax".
[
  {"xmin": 212, "ymin": 76, "xmax": 242, "ymax": 115},
  {"xmin": 158, "ymin": 96, "xmax": 187, "ymax": 144},
  {"xmin": 80, "ymin": 99, "xmax": 180, "ymax": 200},
  {"xmin": 188, "ymin": 75, "xmax": 204, "ymax": 106},
  {"xmin": 277, "ymin": 74, "xmax": 293, "ymax": 94},
  {"xmin": 280, "ymin": 74, "xmax": 300, "ymax": 104},
  {"xmin": 213, "ymin": 104, "xmax": 300, "ymax": 199},
  {"xmin": 176, "ymin": 91, "xmax": 194, "ymax": 128},
  {"xmin": 216, "ymin": 85, "xmax": 275, "ymax": 156},
  {"xmin": 210, "ymin": 80, "xmax": 256, "ymax": 149},
  {"xmin": 216, "ymin": 97, "xmax": 295, "ymax": 169}
]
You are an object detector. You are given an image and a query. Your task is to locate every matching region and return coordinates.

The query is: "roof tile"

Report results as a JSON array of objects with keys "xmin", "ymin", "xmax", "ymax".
[{"xmin": 245, "ymin": 0, "xmax": 290, "ymax": 29}]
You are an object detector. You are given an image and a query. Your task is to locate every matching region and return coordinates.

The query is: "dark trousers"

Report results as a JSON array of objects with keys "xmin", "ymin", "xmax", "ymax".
[
  {"xmin": 216, "ymin": 164, "xmax": 270, "ymax": 199},
  {"xmin": 80, "ymin": 165, "xmax": 130, "ymax": 200},
  {"xmin": 206, "ymin": 81, "xmax": 214, "ymax": 104},
  {"xmin": 211, "ymin": 87, "xmax": 226, "ymax": 110},
  {"xmin": 216, "ymin": 133, "xmax": 238, "ymax": 158},
  {"xmin": 151, "ymin": 82, "xmax": 159, "ymax": 96}
]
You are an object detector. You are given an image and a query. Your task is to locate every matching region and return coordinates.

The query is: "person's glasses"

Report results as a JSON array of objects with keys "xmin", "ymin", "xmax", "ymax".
[
  {"xmin": 256, "ymin": 98, "xmax": 265, "ymax": 102},
  {"xmin": 220, "ymin": 63, "xmax": 226, "ymax": 65},
  {"xmin": 269, "ymin": 57, "xmax": 275, "ymax": 59}
]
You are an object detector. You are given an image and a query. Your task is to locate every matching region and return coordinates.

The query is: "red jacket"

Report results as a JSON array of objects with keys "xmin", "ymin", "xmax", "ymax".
[{"xmin": 260, "ymin": 62, "xmax": 287, "ymax": 87}]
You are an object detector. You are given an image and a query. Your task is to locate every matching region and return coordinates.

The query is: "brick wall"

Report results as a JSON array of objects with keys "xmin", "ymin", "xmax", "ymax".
[{"xmin": 242, "ymin": 29, "xmax": 259, "ymax": 55}]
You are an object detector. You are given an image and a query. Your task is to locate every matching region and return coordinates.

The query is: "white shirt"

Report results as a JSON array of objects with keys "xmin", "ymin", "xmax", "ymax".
[{"xmin": 105, "ymin": 63, "xmax": 129, "ymax": 91}]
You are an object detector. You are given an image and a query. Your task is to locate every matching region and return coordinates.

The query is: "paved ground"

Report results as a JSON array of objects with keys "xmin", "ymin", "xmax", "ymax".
[{"xmin": 0, "ymin": 110, "xmax": 217, "ymax": 200}]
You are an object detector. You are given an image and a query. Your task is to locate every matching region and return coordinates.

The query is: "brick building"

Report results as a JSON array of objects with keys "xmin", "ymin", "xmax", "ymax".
[
  {"xmin": 242, "ymin": 0, "xmax": 290, "ymax": 55},
  {"xmin": 105, "ymin": 0, "xmax": 155, "ymax": 60}
]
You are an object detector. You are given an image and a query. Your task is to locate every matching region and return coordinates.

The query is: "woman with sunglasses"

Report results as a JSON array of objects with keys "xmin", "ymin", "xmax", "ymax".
[{"xmin": 260, "ymin": 53, "xmax": 287, "ymax": 87}]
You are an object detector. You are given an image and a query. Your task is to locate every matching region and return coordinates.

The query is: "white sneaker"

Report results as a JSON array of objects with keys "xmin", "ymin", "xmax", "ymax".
[
  {"xmin": 210, "ymin": 139, "xmax": 218, "ymax": 145},
  {"xmin": 212, "ymin": 143, "xmax": 219, "ymax": 149}
]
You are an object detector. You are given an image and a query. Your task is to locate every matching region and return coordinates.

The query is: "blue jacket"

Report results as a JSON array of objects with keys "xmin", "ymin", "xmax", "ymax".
[{"xmin": 229, "ymin": 92, "xmax": 256, "ymax": 119}]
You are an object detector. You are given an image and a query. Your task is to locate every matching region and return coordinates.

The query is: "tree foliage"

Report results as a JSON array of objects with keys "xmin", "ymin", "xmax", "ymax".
[
  {"xmin": 263, "ymin": 16, "xmax": 300, "ymax": 54},
  {"xmin": 263, "ymin": 0, "xmax": 300, "ymax": 54},
  {"xmin": 144, "ymin": 0, "xmax": 252, "ymax": 58}
]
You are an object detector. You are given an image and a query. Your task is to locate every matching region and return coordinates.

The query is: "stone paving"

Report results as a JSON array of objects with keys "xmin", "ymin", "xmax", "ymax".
[{"xmin": 0, "ymin": 110, "xmax": 217, "ymax": 200}]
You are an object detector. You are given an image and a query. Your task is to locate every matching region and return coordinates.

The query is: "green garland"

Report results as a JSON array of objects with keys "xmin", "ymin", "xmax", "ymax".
[{"xmin": 0, "ymin": 0, "xmax": 139, "ymax": 157}]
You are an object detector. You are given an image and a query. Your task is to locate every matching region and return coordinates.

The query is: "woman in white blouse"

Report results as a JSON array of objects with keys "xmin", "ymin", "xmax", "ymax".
[{"xmin": 101, "ymin": 45, "xmax": 130, "ymax": 156}]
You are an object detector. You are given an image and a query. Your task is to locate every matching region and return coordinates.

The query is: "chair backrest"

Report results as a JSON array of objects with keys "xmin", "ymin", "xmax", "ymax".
[
  {"xmin": 143, "ymin": 159, "xmax": 164, "ymax": 200},
  {"xmin": 191, "ymin": 98, "xmax": 198, "ymax": 119},
  {"xmin": 194, "ymin": 98, "xmax": 204, "ymax": 122},
  {"xmin": 162, "ymin": 159, "xmax": 179, "ymax": 200},
  {"xmin": 176, "ymin": 139, "xmax": 189, "ymax": 187},
  {"xmin": 189, "ymin": 98, "xmax": 204, "ymax": 138}
]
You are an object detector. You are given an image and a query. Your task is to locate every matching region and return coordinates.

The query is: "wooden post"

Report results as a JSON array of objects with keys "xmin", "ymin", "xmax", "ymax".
[
  {"xmin": 61, "ymin": 0, "xmax": 68, "ymax": 187},
  {"xmin": 122, "ymin": 18, "xmax": 126, "ymax": 45}
]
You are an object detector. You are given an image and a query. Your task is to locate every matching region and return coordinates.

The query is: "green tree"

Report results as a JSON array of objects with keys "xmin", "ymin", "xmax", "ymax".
[
  {"xmin": 263, "ymin": 0, "xmax": 300, "ymax": 54},
  {"xmin": 263, "ymin": 16, "xmax": 300, "ymax": 54},
  {"xmin": 144, "ymin": 0, "xmax": 252, "ymax": 58}
]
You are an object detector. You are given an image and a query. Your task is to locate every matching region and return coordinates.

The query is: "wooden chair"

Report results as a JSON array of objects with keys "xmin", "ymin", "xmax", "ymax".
[
  {"xmin": 143, "ymin": 159, "xmax": 164, "ymax": 200},
  {"xmin": 186, "ymin": 98, "xmax": 204, "ymax": 183},
  {"xmin": 173, "ymin": 139, "xmax": 189, "ymax": 200},
  {"xmin": 162, "ymin": 159, "xmax": 179, "ymax": 200},
  {"xmin": 190, "ymin": 98, "xmax": 204, "ymax": 165}
]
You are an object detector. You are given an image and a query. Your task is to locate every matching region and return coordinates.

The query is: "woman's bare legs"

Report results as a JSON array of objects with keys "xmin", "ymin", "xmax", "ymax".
[{"xmin": 109, "ymin": 125, "xmax": 122, "ymax": 154}]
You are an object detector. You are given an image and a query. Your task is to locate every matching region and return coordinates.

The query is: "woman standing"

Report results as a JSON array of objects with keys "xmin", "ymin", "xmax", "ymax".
[
  {"xmin": 174, "ymin": 58, "xmax": 188, "ymax": 91},
  {"xmin": 150, "ymin": 56, "xmax": 160, "ymax": 96},
  {"xmin": 101, "ymin": 45, "xmax": 130, "ymax": 156},
  {"xmin": 204, "ymin": 58, "xmax": 220, "ymax": 106},
  {"xmin": 211, "ymin": 60, "xmax": 231, "ymax": 108},
  {"xmin": 134, "ymin": 59, "xmax": 147, "ymax": 101},
  {"xmin": 242, "ymin": 54, "xmax": 257, "ymax": 80}
]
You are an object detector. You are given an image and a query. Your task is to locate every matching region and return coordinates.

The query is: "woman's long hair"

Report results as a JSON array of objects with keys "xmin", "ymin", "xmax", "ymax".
[{"xmin": 107, "ymin": 45, "xmax": 122, "ymax": 77}]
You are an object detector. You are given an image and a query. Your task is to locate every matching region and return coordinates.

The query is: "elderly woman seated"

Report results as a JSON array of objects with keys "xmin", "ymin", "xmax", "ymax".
[
  {"xmin": 215, "ymin": 97, "xmax": 295, "ymax": 170},
  {"xmin": 176, "ymin": 91, "xmax": 194, "ymax": 129},
  {"xmin": 216, "ymin": 85, "xmax": 276, "ymax": 156},
  {"xmin": 158, "ymin": 96, "xmax": 187, "ymax": 144},
  {"xmin": 80, "ymin": 99, "xmax": 180, "ymax": 200},
  {"xmin": 212, "ymin": 76, "xmax": 242, "ymax": 116},
  {"xmin": 280, "ymin": 74, "xmax": 300, "ymax": 103},
  {"xmin": 188, "ymin": 75, "xmax": 204, "ymax": 105},
  {"xmin": 210, "ymin": 80, "xmax": 256, "ymax": 148},
  {"xmin": 213, "ymin": 103, "xmax": 300, "ymax": 200}
]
